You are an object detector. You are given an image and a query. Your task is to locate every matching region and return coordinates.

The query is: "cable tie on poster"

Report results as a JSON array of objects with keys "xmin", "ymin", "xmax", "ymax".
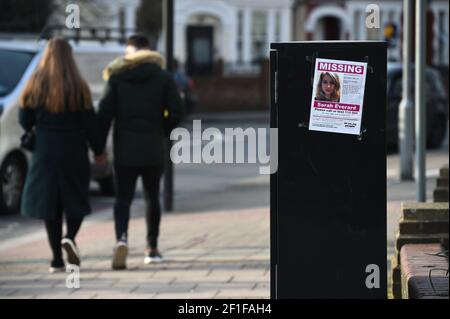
[
  {"xmin": 357, "ymin": 128, "xmax": 367, "ymax": 141},
  {"xmin": 364, "ymin": 56, "xmax": 374, "ymax": 74},
  {"xmin": 298, "ymin": 121, "xmax": 309, "ymax": 129}
]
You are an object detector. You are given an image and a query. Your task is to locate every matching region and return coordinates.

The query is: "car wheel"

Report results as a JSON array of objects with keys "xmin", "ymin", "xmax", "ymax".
[
  {"xmin": 98, "ymin": 175, "xmax": 116, "ymax": 196},
  {"xmin": 427, "ymin": 115, "xmax": 447, "ymax": 149},
  {"xmin": 0, "ymin": 155, "xmax": 27, "ymax": 215}
]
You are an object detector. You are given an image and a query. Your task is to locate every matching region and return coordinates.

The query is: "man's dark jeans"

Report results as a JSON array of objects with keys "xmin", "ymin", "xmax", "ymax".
[{"xmin": 113, "ymin": 165, "xmax": 164, "ymax": 249}]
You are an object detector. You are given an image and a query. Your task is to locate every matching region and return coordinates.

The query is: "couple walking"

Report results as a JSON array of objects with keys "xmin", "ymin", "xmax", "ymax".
[{"xmin": 19, "ymin": 35, "xmax": 184, "ymax": 272}]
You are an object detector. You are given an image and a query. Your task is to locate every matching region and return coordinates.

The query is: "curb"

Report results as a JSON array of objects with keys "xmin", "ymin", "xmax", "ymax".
[{"xmin": 185, "ymin": 112, "xmax": 269, "ymax": 124}]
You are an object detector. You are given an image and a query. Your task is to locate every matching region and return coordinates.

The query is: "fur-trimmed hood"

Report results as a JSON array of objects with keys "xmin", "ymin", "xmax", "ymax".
[{"xmin": 103, "ymin": 50, "xmax": 165, "ymax": 81}]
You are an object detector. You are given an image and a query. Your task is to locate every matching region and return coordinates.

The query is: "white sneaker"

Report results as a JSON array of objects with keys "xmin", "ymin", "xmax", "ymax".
[
  {"xmin": 112, "ymin": 241, "xmax": 128, "ymax": 270},
  {"xmin": 61, "ymin": 238, "xmax": 81, "ymax": 266}
]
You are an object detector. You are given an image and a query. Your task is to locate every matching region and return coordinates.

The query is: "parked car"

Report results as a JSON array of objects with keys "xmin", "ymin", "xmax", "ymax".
[
  {"xmin": 387, "ymin": 63, "xmax": 449, "ymax": 148},
  {"xmin": 0, "ymin": 41, "xmax": 115, "ymax": 215}
]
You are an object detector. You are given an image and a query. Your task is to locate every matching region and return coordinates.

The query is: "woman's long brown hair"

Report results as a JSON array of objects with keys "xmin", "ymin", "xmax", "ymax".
[{"xmin": 20, "ymin": 37, "xmax": 92, "ymax": 113}]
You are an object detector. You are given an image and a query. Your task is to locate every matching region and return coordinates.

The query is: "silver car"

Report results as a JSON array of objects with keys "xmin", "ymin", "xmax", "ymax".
[{"xmin": 0, "ymin": 41, "xmax": 114, "ymax": 215}]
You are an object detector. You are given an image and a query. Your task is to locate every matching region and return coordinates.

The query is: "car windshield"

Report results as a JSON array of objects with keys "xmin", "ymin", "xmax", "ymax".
[{"xmin": 0, "ymin": 49, "xmax": 35, "ymax": 98}]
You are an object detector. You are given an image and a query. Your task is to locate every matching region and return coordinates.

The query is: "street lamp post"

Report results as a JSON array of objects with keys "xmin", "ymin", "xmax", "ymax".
[
  {"xmin": 163, "ymin": 0, "xmax": 174, "ymax": 211},
  {"xmin": 415, "ymin": 0, "xmax": 427, "ymax": 202},
  {"xmin": 399, "ymin": 0, "xmax": 414, "ymax": 181}
]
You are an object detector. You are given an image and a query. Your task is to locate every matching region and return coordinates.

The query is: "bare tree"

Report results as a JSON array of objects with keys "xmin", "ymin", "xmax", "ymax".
[{"xmin": 136, "ymin": 0, "xmax": 162, "ymax": 48}]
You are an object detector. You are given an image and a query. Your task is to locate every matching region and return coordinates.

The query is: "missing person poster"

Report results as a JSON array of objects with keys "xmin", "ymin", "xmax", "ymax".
[{"xmin": 308, "ymin": 58, "xmax": 368, "ymax": 135}]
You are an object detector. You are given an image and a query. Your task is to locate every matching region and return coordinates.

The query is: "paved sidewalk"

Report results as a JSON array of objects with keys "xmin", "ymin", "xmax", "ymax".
[{"xmin": 0, "ymin": 205, "xmax": 270, "ymax": 299}]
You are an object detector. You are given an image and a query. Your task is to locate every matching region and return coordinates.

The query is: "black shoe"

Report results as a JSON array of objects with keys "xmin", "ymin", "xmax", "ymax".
[
  {"xmin": 61, "ymin": 238, "xmax": 81, "ymax": 266},
  {"xmin": 144, "ymin": 250, "xmax": 163, "ymax": 264},
  {"xmin": 49, "ymin": 259, "xmax": 65, "ymax": 273}
]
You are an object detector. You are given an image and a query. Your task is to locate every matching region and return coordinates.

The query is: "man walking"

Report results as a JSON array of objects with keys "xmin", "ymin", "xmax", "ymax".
[{"xmin": 97, "ymin": 34, "xmax": 184, "ymax": 270}]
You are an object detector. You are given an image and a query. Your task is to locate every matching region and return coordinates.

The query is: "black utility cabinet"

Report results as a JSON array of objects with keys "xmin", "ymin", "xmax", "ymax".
[{"xmin": 270, "ymin": 42, "xmax": 387, "ymax": 299}]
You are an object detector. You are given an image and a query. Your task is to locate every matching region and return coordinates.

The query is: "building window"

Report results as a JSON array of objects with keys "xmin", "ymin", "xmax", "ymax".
[
  {"xmin": 237, "ymin": 10, "xmax": 243, "ymax": 63},
  {"xmin": 275, "ymin": 11, "xmax": 281, "ymax": 42},
  {"xmin": 354, "ymin": 10, "xmax": 360, "ymax": 40},
  {"xmin": 251, "ymin": 11, "xmax": 267, "ymax": 63},
  {"xmin": 119, "ymin": 7, "xmax": 126, "ymax": 30},
  {"xmin": 388, "ymin": 11, "xmax": 395, "ymax": 24}
]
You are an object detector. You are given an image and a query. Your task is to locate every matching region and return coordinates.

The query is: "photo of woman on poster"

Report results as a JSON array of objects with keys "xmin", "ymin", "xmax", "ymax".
[{"xmin": 315, "ymin": 72, "xmax": 341, "ymax": 102}]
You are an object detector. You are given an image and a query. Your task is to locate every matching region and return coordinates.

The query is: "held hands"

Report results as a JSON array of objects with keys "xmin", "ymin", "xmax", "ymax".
[{"xmin": 95, "ymin": 152, "xmax": 108, "ymax": 165}]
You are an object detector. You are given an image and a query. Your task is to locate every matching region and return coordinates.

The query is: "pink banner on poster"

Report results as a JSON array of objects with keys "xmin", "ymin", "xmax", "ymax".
[
  {"xmin": 313, "ymin": 101, "xmax": 360, "ymax": 112},
  {"xmin": 317, "ymin": 61, "xmax": 364, "ymax": 75}
]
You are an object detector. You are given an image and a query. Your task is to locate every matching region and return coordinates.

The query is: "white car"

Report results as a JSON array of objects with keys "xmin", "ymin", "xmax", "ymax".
[{"xmin": 0, "ymin": 41, "xmax": 115, "ymax": 215}]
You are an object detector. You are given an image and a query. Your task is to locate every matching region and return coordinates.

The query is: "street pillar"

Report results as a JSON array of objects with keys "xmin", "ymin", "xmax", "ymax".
[
  {"xmin": 399, "ymin": 0, "xmax": 414, "ymax": 181},
  {"xmin": 163, "ymin": 0, "xmax": 174, "ymax": 211},
  {"xmin": 415, "ymin": 0, "xmax": 427, "ymax": 202}
]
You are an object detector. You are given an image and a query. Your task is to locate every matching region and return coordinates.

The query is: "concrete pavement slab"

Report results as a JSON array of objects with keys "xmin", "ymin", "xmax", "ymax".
[{"xmin": 0, "ymin": 207, "xmax": 270, "ymax": 299}]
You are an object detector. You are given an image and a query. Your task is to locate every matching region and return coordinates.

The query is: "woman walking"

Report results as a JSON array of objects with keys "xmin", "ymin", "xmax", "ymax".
[{"xmin": 19, "ymin": 38, "xmax": 105, "ymax": 272}]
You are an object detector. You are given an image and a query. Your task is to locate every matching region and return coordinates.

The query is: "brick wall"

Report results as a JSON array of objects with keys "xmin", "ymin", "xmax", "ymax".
[
  {"xmin": 391, "ymin": 164, "xmax": 449, "ymax": 299},
  {"xmin": 191, "ymin": 60, "xmax": 270, "ymax": 113}
]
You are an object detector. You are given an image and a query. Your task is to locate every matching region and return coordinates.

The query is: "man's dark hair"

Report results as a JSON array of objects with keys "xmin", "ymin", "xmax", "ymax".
[{"xmin": 126, "ymin": 34, "xmax": 150, "ymax": 49}]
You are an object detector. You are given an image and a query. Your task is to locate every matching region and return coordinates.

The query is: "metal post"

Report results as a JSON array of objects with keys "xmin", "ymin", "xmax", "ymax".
[
  {"xmin": 163, "ymin": 0, "xmax": 174, "ymax": 211},
  {"xmin": 415, "ymin": 0, "xmax": 426, "ymax": 202},
  {"xmin": 399, "ymin": 0, "xmax": 414, "ymax": 180}
]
